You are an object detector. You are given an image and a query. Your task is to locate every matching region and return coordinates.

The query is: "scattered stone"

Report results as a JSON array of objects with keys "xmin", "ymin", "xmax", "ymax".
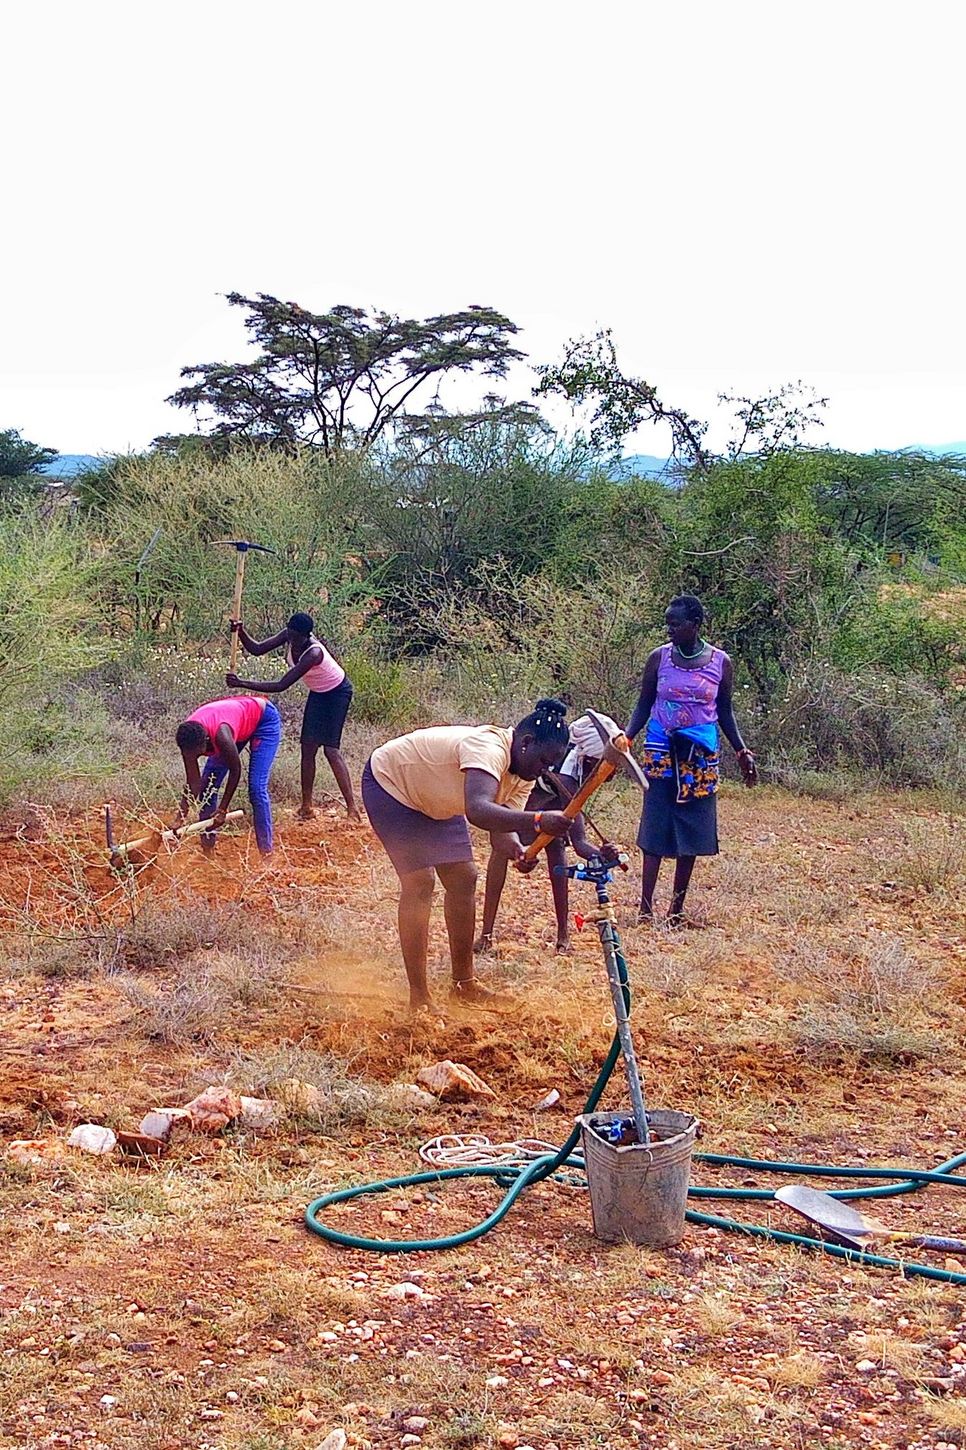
[
  {"xmin": 485, "ymin": 1374, "xmax": 509, "ymax": 1389},
  {"xmin": 116, "ymin": 1130, "xmax": 166, "ymax": 1158},
  {"xmin": 855, "ymin": 1359, "xmax": 878, "ymax": 1373},
  {"xmin": 67, "ymin": 1124, "xmax": 117, "ymax": 1155},
  {"xmin": 315, "ymin": 1432, "xmax": 347, "ymax": 1450},
  {"xmin": 177, "ymin": 1086, "xmax": 242, "ymax": 1132},
  {"xmin": 401, "ymin": 1417, "xmax": 429, "ymax": 1433},
  {"xmin": 534, "ymin": 1088, "xmax": 560, "ymax": 1111},
  {"xmin": 382, "ymin": 1282, "xmax": 426, "ymax": 1302},
  {"xmin": 239, "ymin": 1096, "xmax": 281, "ymax": 1130},
  {"xmin": 416, "ymin": 1060, "xmax": 495, "ymax": 1101},
  {"xmin": 139, "ymin": 1111, "xmax": 175, "ymax": 1141},
  {"xmin": 383, "ymin": 1082, "xmax": 437, "ymax": 1111}
]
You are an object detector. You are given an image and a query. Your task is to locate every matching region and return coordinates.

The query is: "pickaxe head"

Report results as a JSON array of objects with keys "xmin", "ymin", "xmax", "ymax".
[
  {"xmin": 585, "ymin": 709, "xmax": 649, "ymax": 792},
  {"xmin": 212, "ymin": 539, "xmax": 276, "ymax": 555}
]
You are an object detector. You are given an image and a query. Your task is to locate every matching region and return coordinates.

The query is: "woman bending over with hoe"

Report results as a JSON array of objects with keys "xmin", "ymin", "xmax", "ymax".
[
  {"xmin": 227, "ymin": 612, "xmax": 359, "ymax": 822},
  {"xmin": 363, "ymin": 700, "xmax": 574, "ymax": 1012},
  {"xmin": 174, "ymin": 694, "xmax": 282, "ymax": 856},
  {"xmin": 474, "ymin": 712, "xmax": 622, "ymax": 956},
  {"xmin": 626, "ymin": 594, "xmax": 757, "ymax": 926}
]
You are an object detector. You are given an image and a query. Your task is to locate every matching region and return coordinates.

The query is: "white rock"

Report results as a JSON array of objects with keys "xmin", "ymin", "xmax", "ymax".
[
  {"xmin": 855, "ymin": 1358, "xmax": 878, "ymax": 1373},
  {"xmin": 382, "ymin": 1281, "xmax": 425, "ymax": 1301},
  {"xmin": 53, "ymin": 1221, "xmax": 71, "ymax": 1234},
  {"xmin": 486, "ymin": 1374, "xmax": 509, "ymax": 1388},
  {"xmin": 99, "ymin": 1395, "xmax": 118, "ymax": 1409},
  {"xmin": 315, "ymin": 1431, "xmax": 347, "ymax": 1450},
  {"xmin": 401, "ymin": 1416, "xmax": 430, "ymax": 1432},
  {"xmin": 238, "ymin": 1096, "xmax": 281, "ymax": 1130},
  {"xmin": 68, "ymin": 1124, "xmax": 117, "ymax": 1155}
]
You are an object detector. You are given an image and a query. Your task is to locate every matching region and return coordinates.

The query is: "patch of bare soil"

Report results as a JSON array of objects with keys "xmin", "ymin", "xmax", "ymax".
[{"xmin": 1, "ymin": 789, "xmax": 966, "ymax": 1449}]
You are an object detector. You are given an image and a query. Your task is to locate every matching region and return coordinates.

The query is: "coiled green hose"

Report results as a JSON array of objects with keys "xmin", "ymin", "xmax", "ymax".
[{"xmin": 305, "ymin": 950, "xmax": 966, "ymax": 1283}]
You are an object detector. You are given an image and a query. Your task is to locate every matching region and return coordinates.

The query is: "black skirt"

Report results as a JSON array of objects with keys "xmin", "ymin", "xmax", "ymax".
[
  {"xmin": 637, "ymin": 777, "xmax": 719, "ymax": 858},
  {"xmin": 300, "ymin": 678, "xmax": 353, "ymax": 747}
]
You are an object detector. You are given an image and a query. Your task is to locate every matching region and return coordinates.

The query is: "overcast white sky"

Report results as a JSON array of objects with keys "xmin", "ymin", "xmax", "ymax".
[{"xmin": 3, "ymin": 0, "xmax": 964, "ymax": 457}]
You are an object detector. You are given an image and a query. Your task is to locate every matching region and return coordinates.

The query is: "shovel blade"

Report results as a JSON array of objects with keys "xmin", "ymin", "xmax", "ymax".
[{"xmin": 775, "ymin": 1184, "xmax": 876, "ymax": 1247}]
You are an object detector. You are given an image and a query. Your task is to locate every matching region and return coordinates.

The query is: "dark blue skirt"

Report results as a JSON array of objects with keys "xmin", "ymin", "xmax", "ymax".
[
  {"xmin": 638, "ymin": 777, "xmax": 719, "ymax": 858},
  {"xmin": 362, "ymin": 760, "xmax": 473, "ymax": 876}
]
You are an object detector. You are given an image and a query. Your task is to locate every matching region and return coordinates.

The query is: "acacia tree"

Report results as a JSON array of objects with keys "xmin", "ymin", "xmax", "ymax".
[
  {"xmin": 536, "ymin": 331, "xmax": 828, "ymax": 472},
  {"xmin": 535, "ymin": 329, "xmax": 712, "ymax": 473},
  {"xmin": 164, "ymin": 294, "xmax": 527, "ymax": 457},
  {"xmin": 0, "ymin": 429, "xmax": 57, "ymax": 479}
]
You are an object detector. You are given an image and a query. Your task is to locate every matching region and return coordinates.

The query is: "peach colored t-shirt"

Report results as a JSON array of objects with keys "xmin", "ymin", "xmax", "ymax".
[{"xmin": 370, "ymin": 725, "xmax": 532, "ymax": 820}]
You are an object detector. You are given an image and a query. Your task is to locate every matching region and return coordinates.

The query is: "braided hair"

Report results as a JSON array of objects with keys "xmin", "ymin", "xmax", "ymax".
[
  {"xmin": 515, "ymin": 697, "xmax": 570, "ymax": 745},
  {"xmin": 288, "ymin": 612, "xmax": 315, "ymax": 635}
]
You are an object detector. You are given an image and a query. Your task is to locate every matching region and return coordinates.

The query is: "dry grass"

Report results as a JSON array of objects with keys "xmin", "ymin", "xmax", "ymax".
[
  {"xmin": 922, "ymin": 1393, "xmax": 966, "ymax": 1433},
  {"xmin": 229, "ymin": 1042, "xmax": 390, "ymax": 1133},
  {"xmin": 116, "ymin": 895, "xmax": 259, "ymax": 969},
  {"xmin": 893, "ymin": 812, "xmax": 966, "ymax": 892},
  {"xmin": 773, "ymin": 930, "xmax": 945, "ymax": 1063},
  {"xmin": 2, "ymin": 786, "xmax": 966, "ymax": 1450},
  {"xmin": 115, "ymin": 942, "xmax": 284, "ymax": 1043}
]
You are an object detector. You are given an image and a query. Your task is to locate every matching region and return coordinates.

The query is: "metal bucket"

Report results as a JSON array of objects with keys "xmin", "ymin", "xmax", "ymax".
[{"xmin": 578, "ymin": 1108, "xmax": 699, "ymax": 1247}]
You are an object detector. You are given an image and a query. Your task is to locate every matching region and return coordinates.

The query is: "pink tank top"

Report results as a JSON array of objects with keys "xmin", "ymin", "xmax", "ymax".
[
  {"xmin": 187, "ymin": 696, "xmax": 266, "ymax": 753},
  {"xmin": 653, "ymin": 645, "xmax": 724, "ymax": 733},
  {"xmin": 286, "ymin": 638, "xmax": 346, "ymax": 693}
]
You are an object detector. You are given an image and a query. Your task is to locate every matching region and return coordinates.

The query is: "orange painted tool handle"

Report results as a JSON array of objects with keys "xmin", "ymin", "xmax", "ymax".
[{"xmin": 521, "ymin": 758, "xmax": 618, "ymax": 863}]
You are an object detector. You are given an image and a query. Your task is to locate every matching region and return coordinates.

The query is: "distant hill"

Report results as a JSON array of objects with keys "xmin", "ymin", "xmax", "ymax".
[{"xmin": 40, "ymin": 454, "xmax": 100, "ymax": 479}]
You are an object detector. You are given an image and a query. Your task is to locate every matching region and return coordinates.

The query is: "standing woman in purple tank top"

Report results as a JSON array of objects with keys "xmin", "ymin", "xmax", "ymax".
[
  {"xmin": 625, "ymin": 594, "xmax": 757, "ymax": 926},
  {"xmin": 227, "ymin": 612, "xmax": 360, "ymax": 822}
]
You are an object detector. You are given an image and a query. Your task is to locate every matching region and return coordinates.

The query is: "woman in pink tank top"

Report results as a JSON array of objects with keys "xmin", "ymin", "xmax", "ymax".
[
  {"xmin": 227, "ymin": 611, "xmax": 359, "ymax": 822},
  {"xmin": 625, "ymin": 594, "xmax": 757, "ymax": 926}
]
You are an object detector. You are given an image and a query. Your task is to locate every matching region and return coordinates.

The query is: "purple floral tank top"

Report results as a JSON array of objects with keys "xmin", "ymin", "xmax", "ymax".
[{"xmin": 653, "ymin": 644, "xmax": 724, "ymax": 734}]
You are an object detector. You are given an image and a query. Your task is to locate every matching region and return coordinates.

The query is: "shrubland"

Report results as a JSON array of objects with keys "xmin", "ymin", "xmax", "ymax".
[{"xmin": 3, "ymin": 421, "xmax": 964, "ymax": 806}]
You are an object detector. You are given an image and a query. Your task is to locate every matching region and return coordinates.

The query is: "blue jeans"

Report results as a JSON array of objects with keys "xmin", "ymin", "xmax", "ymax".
[{"xmin": 199, "ymin": 701, "xmax": 282, "ymax": 854}]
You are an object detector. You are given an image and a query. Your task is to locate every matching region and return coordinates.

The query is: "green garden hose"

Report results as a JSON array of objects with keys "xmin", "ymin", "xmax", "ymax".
[{"xmin": 305, "ymin": 950, "xmax": 966, "ymax": 1284}]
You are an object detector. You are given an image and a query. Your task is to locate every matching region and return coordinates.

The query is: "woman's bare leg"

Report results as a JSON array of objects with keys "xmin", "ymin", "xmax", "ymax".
[
  {"xmin": 475, "ymin": 849, "xmax": 509, "ymax": 953},
  {"xmin": 323, "ymin": 745, "xmax": 361, "ymax": 820},
  {"xmin": 639, "ymin": 851, "xmax": 662, "ymax": 921},
  {"xmin": 436, "ymin": 859, "xmax": 479, "ymax": 992},
  {"xmin": 397, "ymin": 866, "xmax": 437, "ymax": 1008},
  {"xmin": 547, "ymin": 839, "xmax": 571, "ymax": 951},
  {"xmin": 667, "ymin": 855, "xmax": 697, "ymax": 923}
]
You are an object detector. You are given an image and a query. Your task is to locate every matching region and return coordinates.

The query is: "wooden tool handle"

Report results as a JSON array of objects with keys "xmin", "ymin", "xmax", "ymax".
[
  {"xmin": 111, "ymin": 810, "xmax": 245, "ymax": 859},
  {"xmin": 229, "ymin": 552, "xmax": 247, "ymax": 671},
  {"xmin": 521, "ymin": 758, "xmax": 617, "ymax": 863},
  {"xmin": 906, "ymin": 1233, "xmax": 966, "ymax": 1255}
]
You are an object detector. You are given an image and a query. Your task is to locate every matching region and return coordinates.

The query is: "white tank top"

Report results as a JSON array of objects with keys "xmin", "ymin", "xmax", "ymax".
[{"xmin": 286, "ymin": 637, "xmax": 346, "ymax": 693}]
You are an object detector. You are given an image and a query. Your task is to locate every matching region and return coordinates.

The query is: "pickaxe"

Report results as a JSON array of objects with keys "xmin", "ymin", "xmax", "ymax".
[
  {"xmin": 105, "ymin": 804, "xmax": 245, "ymax": 870},
  {"xmin": 520, "ymin": 710, "xmax": 647, "ymax": 866},
  {"xmin": 212, "ymin": 540, "xmax": 277, "ymax": 671}
]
